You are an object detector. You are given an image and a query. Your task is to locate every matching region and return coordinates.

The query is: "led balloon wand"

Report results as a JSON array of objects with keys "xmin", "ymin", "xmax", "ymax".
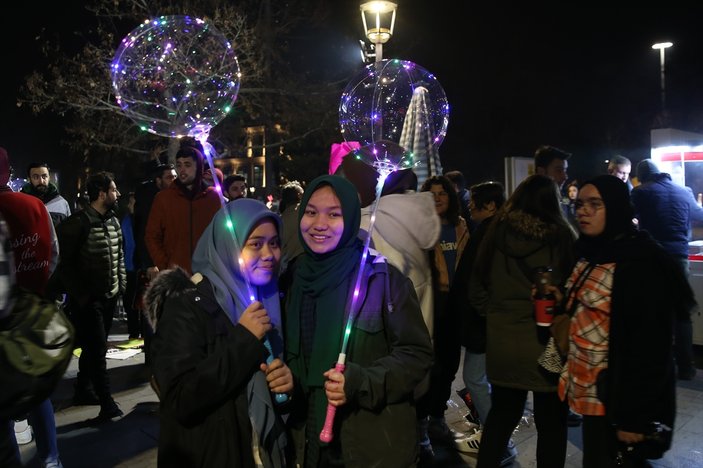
[
  {"xmin": 196, "ymin": 130, "xmax": 288, "ymax": 405},
  {"xmin": 319, "ymin": 152, "xmax": 410, "ymax": 443}
]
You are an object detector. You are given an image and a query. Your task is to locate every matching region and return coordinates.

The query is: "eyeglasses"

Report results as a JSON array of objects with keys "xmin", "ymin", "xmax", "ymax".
[{"xmin": 574, "ymin": 198, "xmax": 604, "ymax": 213}]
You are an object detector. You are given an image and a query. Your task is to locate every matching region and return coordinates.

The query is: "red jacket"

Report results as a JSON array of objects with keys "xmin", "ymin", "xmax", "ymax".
[
  {"xmin": 145, "ymin": 183, "xmax": 220, "ymax": 274},
  {"xmin": 0, "ymin": 189, "xmax": 57, "ymax": 294}
]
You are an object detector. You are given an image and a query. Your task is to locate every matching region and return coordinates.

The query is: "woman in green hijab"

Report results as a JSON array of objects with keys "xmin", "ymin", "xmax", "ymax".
[{"xmin": 285, "ymin": 175, "xmax": 433, "ymax": 468}]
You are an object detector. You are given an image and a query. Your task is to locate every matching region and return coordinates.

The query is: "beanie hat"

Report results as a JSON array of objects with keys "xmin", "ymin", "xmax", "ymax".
[
  {"xmin": 636, "ymin": 159, "xmax": 661, "ymax": 183},
  {"xmin": 0, "ymin": 147, "xmax": 9, "ymax": 186}
]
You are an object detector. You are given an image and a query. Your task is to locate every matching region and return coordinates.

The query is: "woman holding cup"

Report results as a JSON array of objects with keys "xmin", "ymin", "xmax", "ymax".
[{"xmin": 469, "ymin": 174, "xmax": 576, "ymax": 467}]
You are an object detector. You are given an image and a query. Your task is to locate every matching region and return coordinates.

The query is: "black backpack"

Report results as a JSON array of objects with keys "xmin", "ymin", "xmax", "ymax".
[{"xmin": 0, "ymin": 286, "xmax": 75, "ymax": 419}]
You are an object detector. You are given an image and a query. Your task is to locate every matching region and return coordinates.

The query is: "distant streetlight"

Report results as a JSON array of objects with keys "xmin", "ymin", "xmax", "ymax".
[
  {"xmin": 652, "ymin": 41, "xmax": 673, "ymax": 113},
  {"xmin": 360, "ymin": 1, "xmax": 397, "ymax": 63}
]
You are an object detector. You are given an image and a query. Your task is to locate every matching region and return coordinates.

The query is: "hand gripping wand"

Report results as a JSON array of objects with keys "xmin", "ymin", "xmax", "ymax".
[
  {"xmin": 196, "ymin": 131, "xmax": 288, "ymax": 405},
  {"xmin": 319, "ymin": 154, "xmax": 408, "ymax": 443}
]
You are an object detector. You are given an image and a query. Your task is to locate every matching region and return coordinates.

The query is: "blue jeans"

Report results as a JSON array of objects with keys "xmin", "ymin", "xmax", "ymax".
[
  {"xmin": 27, "ymin": 399, "xmax": 60, "ymax": 465},
  {"xmin": 461, "ymin": 349, "xmax": 491, "ymax": 424},
  {"xmin": 3, "ymin": 399, "xmax": 59, "ymax": 467}
]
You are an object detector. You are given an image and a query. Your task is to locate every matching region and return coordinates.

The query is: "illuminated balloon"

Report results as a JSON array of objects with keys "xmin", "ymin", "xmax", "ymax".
[
  {"xmin": 111, "ymin": 15, "xmax": 241, "ymax": 138},
  {"xmin": 349, "ymin": 140, "xmax": 414, "ymax": 178},
  {"xmin": 339, "ymin": 59, "xmax": 449, "ymax": 149}
]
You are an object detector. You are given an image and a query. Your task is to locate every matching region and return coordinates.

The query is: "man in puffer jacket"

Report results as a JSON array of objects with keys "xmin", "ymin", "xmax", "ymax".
[{"xmin": 52, "ymin": 171, "xmax": 126, "ymax": 420}]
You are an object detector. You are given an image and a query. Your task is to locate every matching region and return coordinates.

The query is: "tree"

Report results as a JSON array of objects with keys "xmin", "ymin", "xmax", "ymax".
[{"xmin": 18, "ymin": 0, "xmax": 354, "ymax": 190}]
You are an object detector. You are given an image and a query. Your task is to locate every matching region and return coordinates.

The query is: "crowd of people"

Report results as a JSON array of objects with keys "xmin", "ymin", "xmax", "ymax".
[{"xmin": 0, "ymin": 138, "xmax": 699, "ymax": 468}]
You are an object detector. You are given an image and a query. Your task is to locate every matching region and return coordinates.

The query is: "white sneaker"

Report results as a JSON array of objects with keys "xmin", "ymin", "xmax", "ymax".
[
  {"xmin": 14, "ymin": 419, "xmax": 33, "ymax": 445},
  {"xmin": 455, "ymin": 428, "xmax": 482, "ymax": 453}
]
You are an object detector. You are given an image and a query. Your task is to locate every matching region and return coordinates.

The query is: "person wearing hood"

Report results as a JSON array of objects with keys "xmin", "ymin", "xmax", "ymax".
[
  {"xmin": 336, "ymin": 151, "xmax": 440, "ymax": 337},
  {"xmin": 631, "ymin": 159, "xmax": 703, "ymax": 381},
  {"xmin": 145, "ymin": 144, "xmax": 220, "ymax": 277},
  {"xmin": 21, "ymin": 162, "xmax": 72, "ymax": 227},
  {"xmin": 145, "ymin": 198, "xmax": 292, "ymax": 468},
  {"xmin": 556, "ymin": 175, "xmax": 694, "ymax": 466},
  {"xmin": 470, "ymin": 174, "xmax": 576, "ymax": 468}
]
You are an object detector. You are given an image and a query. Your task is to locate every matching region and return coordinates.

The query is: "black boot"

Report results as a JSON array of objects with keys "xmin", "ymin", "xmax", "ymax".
[
  {"xmin": 98, "ymin": 397, "xmax": 123, "ymax": 420},
  {"xmin": 73, "ymin": 375, "xmax": 100, "ymax": 406}
]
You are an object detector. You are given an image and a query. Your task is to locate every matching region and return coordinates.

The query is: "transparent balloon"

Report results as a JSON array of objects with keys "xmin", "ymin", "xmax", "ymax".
[
  {"xmin": 339, "ymin": 59, "xmax": 449, "ymax": 149},
  {"xmin": 111, "ymin": 15, "xmax": 241, "ymax": 138}
]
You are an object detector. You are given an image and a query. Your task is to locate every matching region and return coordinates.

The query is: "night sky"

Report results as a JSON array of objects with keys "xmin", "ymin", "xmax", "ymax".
[{"xmin": 3, "ymin": 2, "xmax": 703, "ymax": 188}]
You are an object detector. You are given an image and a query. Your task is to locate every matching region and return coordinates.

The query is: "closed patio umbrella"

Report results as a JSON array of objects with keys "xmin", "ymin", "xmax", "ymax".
[{"xmin": 399, "ymin": 86, "xmax": 443, "ymax": 187}]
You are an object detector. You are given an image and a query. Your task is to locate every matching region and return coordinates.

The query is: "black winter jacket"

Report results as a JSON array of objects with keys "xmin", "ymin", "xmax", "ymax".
[
  {"xmin": 52, "ymin": 206, "xmax": 126, "ymax": 301},
  {"xmin": 602, "ymin": 231, "xmax": 695, "ymax": 435},
  {"xmin": 147, "ymin": 269, "xmax": 287, "ymax": 468}
]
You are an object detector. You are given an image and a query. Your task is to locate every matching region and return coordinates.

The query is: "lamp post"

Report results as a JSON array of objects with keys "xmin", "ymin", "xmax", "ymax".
[
  {"xmin": 360, "ymin": 1, "xmax": 397, "ymax": 62},
  {"xmin": 652, "ymin": 41, "xmax": 673, "ymax": 114}
]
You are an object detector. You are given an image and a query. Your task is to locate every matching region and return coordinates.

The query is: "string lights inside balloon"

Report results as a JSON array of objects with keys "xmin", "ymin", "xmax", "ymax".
[
  {"xmin": 111, "ymin": 14, "xmax": 241, "ymax": 201},
  {"xmin": 339, "ymin": 59, "xmax": 449, "ymax": 144}
]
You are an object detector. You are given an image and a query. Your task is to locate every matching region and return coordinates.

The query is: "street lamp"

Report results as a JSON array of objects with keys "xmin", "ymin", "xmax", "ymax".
[
  {"xmin": 360, "ymin": 1, "xmax": 397, "ymax": 62},
  {"xmin": 652, "ymin": 41, "xmax": 673, "ymax": 114}
]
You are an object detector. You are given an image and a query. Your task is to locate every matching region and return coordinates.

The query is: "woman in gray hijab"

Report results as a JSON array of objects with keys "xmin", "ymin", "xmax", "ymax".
[{"xmin": 147, "ymin": 198, "xmax": 292, "ymax": 467}]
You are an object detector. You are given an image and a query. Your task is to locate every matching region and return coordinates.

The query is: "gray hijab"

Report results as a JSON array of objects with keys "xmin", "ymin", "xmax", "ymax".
[{"xmin": 192, "ymin": 198, "xmax": 285, "ymax": 468}]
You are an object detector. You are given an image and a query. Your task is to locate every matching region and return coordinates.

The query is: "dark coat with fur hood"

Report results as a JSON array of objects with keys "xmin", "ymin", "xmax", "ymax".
[
  {"xmin": 145, "ymin": 268, "xmax": 281, "ymax": 468},
  {"xmin": 469, "ymin": 210, "xmax": 575, "ymax": 392}
]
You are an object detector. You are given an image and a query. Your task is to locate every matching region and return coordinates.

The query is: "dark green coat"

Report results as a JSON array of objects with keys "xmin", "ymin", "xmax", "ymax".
[
  {"xmin": 470, "ymin": 211, "xmax": 575, "ymax": 392},
  {"xmin": 285, "ymin": 257, "xmax": 433, "ymax": 468}
]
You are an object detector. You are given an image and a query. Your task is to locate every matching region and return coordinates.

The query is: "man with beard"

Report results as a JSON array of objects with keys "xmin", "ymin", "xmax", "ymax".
[
  {"xmin": 223, "ymin": 173, "xmax": 248, "ymax": 202},
  {"xmin": 145, "ymin": 142, "xmax": 220, "ymax": 277},
  {"xmin": 21, "ymin": 162, "xmax": 72, "ymax": 227},
  {"xmin": 52, "ymin": 172, "xmax": 126, "ymax": 420}
]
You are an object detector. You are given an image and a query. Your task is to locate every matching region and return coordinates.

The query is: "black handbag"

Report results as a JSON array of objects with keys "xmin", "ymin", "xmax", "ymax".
[
  {"xmin": 597, "ymin": 364, "xmax": 673, "ymax": 461},
  {"xmin": 615, "ymin": 421, "xmax": 673, "ymax": 462}
]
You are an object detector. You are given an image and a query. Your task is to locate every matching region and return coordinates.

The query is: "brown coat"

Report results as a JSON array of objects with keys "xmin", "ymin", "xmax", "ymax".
[{"xmin": 145, "ymin": 183, "xmax": 220, "ymax": 274}]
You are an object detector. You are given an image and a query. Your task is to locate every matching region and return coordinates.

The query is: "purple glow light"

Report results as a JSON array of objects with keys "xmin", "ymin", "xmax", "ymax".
[{"xmin": 110, "ymin": 15, "xmax": 240, "ymax": 138}]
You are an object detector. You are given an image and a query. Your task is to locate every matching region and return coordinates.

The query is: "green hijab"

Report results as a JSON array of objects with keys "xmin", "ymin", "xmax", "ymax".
[{"xmin": 286, "ymin": 175, "xmax": 363, "ymax": 436}]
